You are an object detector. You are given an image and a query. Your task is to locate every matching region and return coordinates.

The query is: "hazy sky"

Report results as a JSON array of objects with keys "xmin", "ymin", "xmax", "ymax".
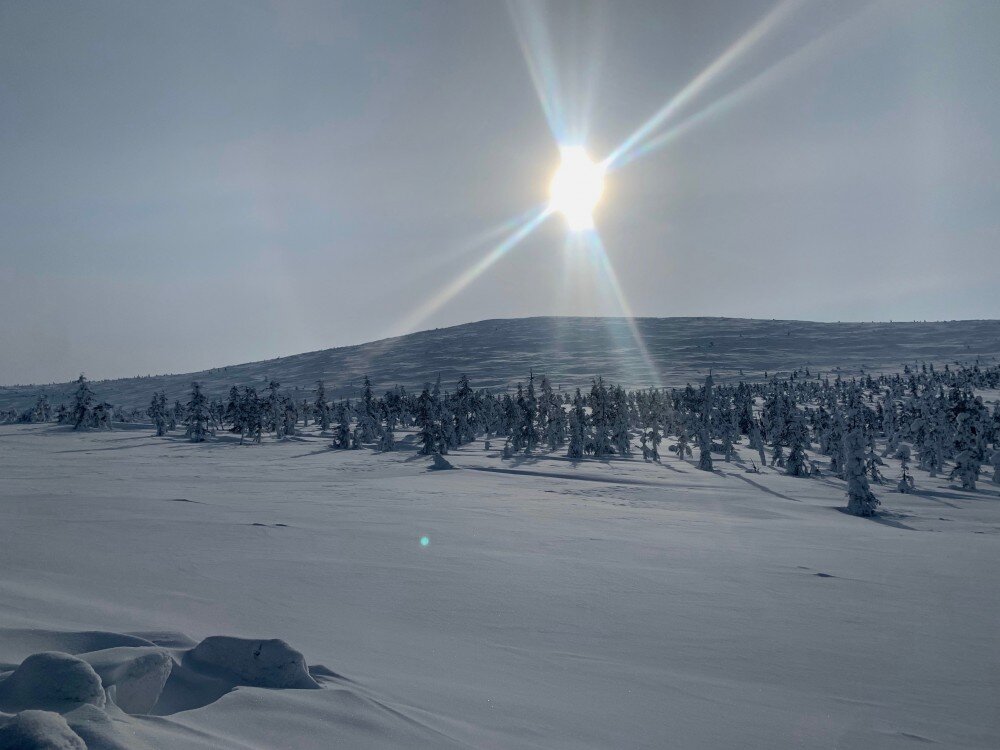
[{"xmin": 2, "ymin": 0, "xmax": 998, "ymax": 384}]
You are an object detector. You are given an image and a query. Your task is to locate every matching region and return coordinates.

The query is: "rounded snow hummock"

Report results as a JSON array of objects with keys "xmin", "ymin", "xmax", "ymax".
[
  {"xmin": 0, "ymin": 710, "xmax": 87, "ymax": 750},
  {"xmin": 79, "ymin": 647, "xmax": 173, "ymax": 715},
  {"xmin": 0, "ymin": 652, "xmax": 105, "ymax": 713},
  {"xmin": 187, "ymin": 637, "xmax": 319, "ymax": 689}
]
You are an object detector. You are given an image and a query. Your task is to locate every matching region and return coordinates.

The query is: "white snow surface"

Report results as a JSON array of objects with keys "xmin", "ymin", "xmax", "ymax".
[
  {"xmin": 1, "ymin": 423, "xmax": 998, "ymax": 748},
  {"xmin": 3, "ymin": 316, "xmax": 1000, "ymax": 409}
]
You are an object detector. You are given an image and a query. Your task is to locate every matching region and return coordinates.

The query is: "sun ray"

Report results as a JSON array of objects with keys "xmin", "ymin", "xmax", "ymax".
[
  {"xmin": 602, "ymin": 0, "xmax": 804, "ymax": 171},
  {"xmin": 390, "ymin": 205, "xmax": 554, "ymax": 338},
  {"xmin": 617, "ymin": 1, "xmax": 886, "ymax": 168},
  {"xmin": 579, "ymin": 230, "xmax": 663, "ymax": 388},
  {"xmin": 507, "ymin": 0, "xmax": 568, "ymax": 143}
]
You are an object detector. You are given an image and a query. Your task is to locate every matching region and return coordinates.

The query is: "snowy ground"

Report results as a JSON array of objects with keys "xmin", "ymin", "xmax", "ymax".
[{"xmin": 1, "ymin": 423, "xmax": 998, "ymax": 749}]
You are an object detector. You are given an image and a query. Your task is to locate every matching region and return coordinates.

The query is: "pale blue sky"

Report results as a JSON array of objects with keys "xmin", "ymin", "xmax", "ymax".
[{"xmin": 2, "ymin": 0, "xmax": 998, "ymax": 384}]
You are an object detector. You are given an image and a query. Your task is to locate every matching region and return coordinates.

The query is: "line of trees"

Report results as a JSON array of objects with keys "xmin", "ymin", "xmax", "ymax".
[{"xmin": 8, "ymin": 362, "xmax": 1000, "ymax": 517}]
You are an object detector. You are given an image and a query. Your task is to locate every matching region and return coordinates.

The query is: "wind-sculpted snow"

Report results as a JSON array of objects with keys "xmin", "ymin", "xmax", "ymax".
[
  {"xmin": 0, "ymin": 631, "xmax": 359, "ymax": 749},
  {"xmin": 2, "ymin": 316, "xmax": 999, "ymax": 409}
]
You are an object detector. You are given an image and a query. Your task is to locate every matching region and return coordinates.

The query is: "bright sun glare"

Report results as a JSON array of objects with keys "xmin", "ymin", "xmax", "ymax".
[{"xmin": 549, "ymin": 146, "xmax": 605, "ymax": 231}]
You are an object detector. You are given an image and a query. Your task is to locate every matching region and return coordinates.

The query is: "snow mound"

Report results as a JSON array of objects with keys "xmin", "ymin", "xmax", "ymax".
[
  {"xmin": 63, "ymin": 704, "xmax": 145, "ymax": 750},
  {"xmin": 0, "ymin": 653, "xmax": 105, "ymax": 713},
  {"xmin": 0, "ymin": 710, "xmax": 86, "ymax": 750},
  {"xmin": 187, "ymin": 637, "xmax": 320, "ymax": 690},
  {"xmin": 79, "ymin": 647, "xmax": 172, "ymax": 715}
]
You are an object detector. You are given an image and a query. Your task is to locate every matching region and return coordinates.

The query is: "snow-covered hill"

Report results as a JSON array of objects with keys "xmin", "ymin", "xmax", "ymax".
[{"xmin": 4, "ymin": 317, "xmax": 1000, "ymax": 410}]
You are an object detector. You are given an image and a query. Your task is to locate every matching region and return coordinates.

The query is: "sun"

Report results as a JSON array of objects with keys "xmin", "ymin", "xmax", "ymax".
[{"xmin": 549, "ymin": 146, "xmax": 605, "ymax": 231}]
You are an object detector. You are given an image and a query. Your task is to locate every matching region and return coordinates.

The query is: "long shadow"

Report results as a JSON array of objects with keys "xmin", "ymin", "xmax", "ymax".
[
  {"xmin": 724, "ymin": 472, "xmax": 802, "ymax": 502},
  {"xmin": 833, "ymin": 506, "xmax": 917, "ymax": 530},
  {"xmin": 54, "ymin": 442, "xmax": 164, "ymax": 454},
  {"xmin": 465, "ymin": 465, "xmax": 661, "ymax": 486},
  {"xmin": 908, "ymin": 489, "xmax": 964, "ymax": 508}
]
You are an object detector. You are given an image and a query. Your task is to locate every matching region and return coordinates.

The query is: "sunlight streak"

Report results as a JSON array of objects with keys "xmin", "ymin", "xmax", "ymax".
[
  {"xmin": 392, "ymin": 205, "xmax": 554, "ymax": 337},
  {"xmin": 602, "ymin": 0, "xmax": 804, "ymax": 171},
  {"xmin": 618, "ymin": 1, "xmax": 886, "ymax": 167},
  {"xmin": 579, "ymin": 231, "xmax": 663, "ymax": 388},
  {"xmin": 507, "ymin": 0, "xmax": 568, "ymax": 142}
]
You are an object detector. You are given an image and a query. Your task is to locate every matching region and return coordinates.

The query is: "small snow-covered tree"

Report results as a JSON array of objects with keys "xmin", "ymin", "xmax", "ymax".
[
  {"xmin": 749, "ymin": 419, "xmax": 766, "ymax": 467},
  {"xmin": 184, "ymin": 382, "xmax": 212, "ymax": 443},
  {"xmin": 785, "ymin": 411, "xmax": 810, "ymax": 477},
  {"xmin": 844, "ymin": 405, "xmax": 880, "ymax": 517},
  {"xmin": 71, "ymin": 374, "xmax": 94, "ymax": 429},
  {"xmin": 896, "ymin": 443, "xmax": 915, "ymax": 493},
  {"xmin": 355, "ymin": 376, "xmax": 379, "ymax": 444},
  {"xmin": 315, "ymin": 381, "xmax": 331, "ymax": 432},
  {"xmin": 589, "ymin": 377, "xmax": 613, "ymax": 458},
  {"xmin": 697, "ymin": 374, "xmax": 714, "ymax": 472},
  {"xmin": 416, "ymin": 385, "xmax": 436, "ymax": 455},
  {"xmin": 148, "ymin": 391, "xmax": 168, "ymax": 436},
  {"xmin": 567, "ymin": 401, "xmax": 585, "ymax": 460},
  {"xmin": 612, "ymin": 386, "xmax": 631, "ymax": 456},
  {"xmin": 332, "ymin": 400, "xmax": 352, "ymax": 449},
  {"xmin": 949, "ymin": 412, "xmax": 980, "ymax": 491}
]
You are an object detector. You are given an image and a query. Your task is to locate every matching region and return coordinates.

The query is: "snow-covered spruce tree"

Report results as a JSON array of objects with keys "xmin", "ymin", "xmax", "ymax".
[
  {"xmin": 170, "ymin": 401, "xmax": 183, "ymax": 432},
  {"xmin": 355, "ymin": 376, "xmax": 379, "ymax": 444},
  {"xmin": 378, "ymin": 399, "xmax": 395, "ymax": 452},
  {"xmin": 509, "ymin": 384, "xmax": 526, "ymax": 453},
  {"xmin": 675, "ymin": 424, "xmax": 692, "ymax": 462},
  {"xmin": 545, "ymin": 397, "xmax": 566, "ymax": 451},
  {"xmin": 71, "ymin": 374, "xmax": 95, "ymax": 429},
  {"xmin": 315, "ymin": 381, "xmax": 331, "ymax": 432},
  {"xmin": 331, "ymin": 400, "xmax": 352, "ymax": 449},
  {"xmin": 522, "ymin": 373, "xmax": 540, "ymax": 453},
  {"xmin": 697, "ymin": 374, "xmax": 714, "ymax": 472},
  {"xmin": 749, "ymin": 418, "xmax": 767, "ymax": 468},
  {"xmin": 825, "ymin": 411, "xmax": 845, "ymax": 476},
  {"xmin": 225, "ymin": 386, "xmax": 243, "ymax": 436},
  {"xmin": 55, "ymin": 404, "xmax": 68, "ymax": 424},
  {"xmin": 881, "ymin": 398, "xmax": 900, "ymax": 457},
  {"xmin": 843, "ymin": 402, "xmax": 880, "ymax": 517},
  {"xmin": 949, "ymin": 412, "xmax": 980, "ymax": 491},
  {"xmin": 639, "ymin": 388, "xmax": 662, "ymax": 461},
  {"xmin": 184, "ymin": 382, "xmax": 212, "ymax": 443},
  {"xmin": 282, "ymin": 397, "xmax": 298, "ymax": 438},
  {"xmin": 537, "ymin": 376, "xmax": 554, "ymax": 447},
  {"xmin": 589, "ymin": 377, "xmax": 613, "ymax": 458},
  {"xmin": 915, "ymin": 394, "xmax": 946, "ymax": 477},
  {"xmin": 416, "ymin": 385, "xmax": 436, "ymax": 455},
  {"xmin": 454, "ymin": 374, "xmax": 476, "ymax": 445},
  {"xmin": 92, "ymin": 402, "xmax": 112, "ymax": 430},
  {"xmin": 264, "ymin": 380, "xmax": 283, "ymax": 439},
  {"xmin": 147, "ymin": 392, "xmax": 168, "ymax": 436},
  {"xmin": 567, "ymin": 400, "xmax": 585, "ymax": 459},
  {"xmin": 242, "ymin": 387, "xmax": 263, "ymax": 444},
  {"xmin": 896, "ymin": 443, "xmax": 915, "ymax": 493},
  {"xmin": 612, "ymin": 386, "xmax": 631, "ymax": 457},
  {"xmin": 32, "ymin": 395, "xmax": 51, "ymax": 423},
  {"xmin": 785, "ymin": 410, "xmax": 810, "ymax": 477},
  {"xmin": 437, "ymin": 397, "xmax": 455, "ymax": 455}
]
